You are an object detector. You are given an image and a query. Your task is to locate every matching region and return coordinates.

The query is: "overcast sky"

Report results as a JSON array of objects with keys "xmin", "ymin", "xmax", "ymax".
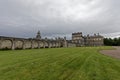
[{"xmin": 0, "ymin": 0, "xmax": 120, "ymax": 39}]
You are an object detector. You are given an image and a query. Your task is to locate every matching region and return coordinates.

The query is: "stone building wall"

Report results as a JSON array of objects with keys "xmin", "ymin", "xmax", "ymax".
[
  {"xmin": 85, "ymin": 35, "xmax": 104, "ymax": 46},
  {"xmin": 71, "ymin": 32, "xmax": 104, "ymax": 47},
  {"xmin": 0, "ymin": 32, "xmax": 104, "ymax": 50},
  {"xmin": 0, "ymin": 40, "xmax": 12, "ymax": 49},
  {"xmin": 32, "ymin": 40, "xmax": 39, "ymax": 48},
  {"xmin": 67, "ymin": 43, "xmax": 76, "ymax": 47},
  {"xmin": 39, "ymin": 42, "xmax": 44, "ymax": 48},
  {"xmin": 0, "ymin": 36, "xmax": 66, "ymax": 50},
  {"xmin": 72, "ymin": 32, "xmax": 85, "ymax": 46},
  {"xmin": 24, "ymin": 40, "xmax": 32, "ymax": 49},
  {"xmin": 15, "ymin": 40, "xmax": 23, "ymax": 49}
]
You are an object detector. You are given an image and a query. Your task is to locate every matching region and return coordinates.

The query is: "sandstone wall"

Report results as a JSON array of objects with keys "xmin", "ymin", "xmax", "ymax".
[
  {"xmin": 56, "ymin": 42, "xmax": 59, "ymax": 47},
  {"xmin": 52, "ymin": 42, "xmax": 56, "ymax": 48},
  {"xmin": 1, "ymin": 40, "xmax": 12, "ymax": 49},
  {"xmin": 24, "ymin": 40, "xmax": 32, "ymax": 49},
  {"xmin": 44, "ymin": 42, "xmax": 49, "ymax": 48},
  {"xmin": 39, "ymin": 42, "xmax": 44, "ymax": 48},
  {"xmin": 32, "ymin": 40, "xmax": 39, "ymax": 48},
  {"xmin": 15, "ymin": 40, "xmax": 23, "ymax": 49},
  {"xmin": 0, "ymin": 36, "xmax": 66, "ymax": 50},
  {"xmin": 48, "ymin": 43, "xmax": 52, "ymax": 48},
  {"xmin": 67, "ymin": 43, "xmax": 76, "ymax": 47}
]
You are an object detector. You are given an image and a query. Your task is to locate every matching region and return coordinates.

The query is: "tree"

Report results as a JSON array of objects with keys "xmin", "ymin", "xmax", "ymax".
[{"xmin": 104, "ymin": 37, "xmax": 120, "ymax": 46}]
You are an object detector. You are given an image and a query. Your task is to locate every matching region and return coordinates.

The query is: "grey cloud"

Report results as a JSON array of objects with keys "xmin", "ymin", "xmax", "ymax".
[{"xmin": 0, "ymin": 0, "xmax": 120, "ymax": 39}]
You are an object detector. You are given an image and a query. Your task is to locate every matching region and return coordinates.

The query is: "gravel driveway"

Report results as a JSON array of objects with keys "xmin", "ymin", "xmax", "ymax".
[{"xmin": 100, "ymin": 46, "xmax": 120, "ymax": 59}]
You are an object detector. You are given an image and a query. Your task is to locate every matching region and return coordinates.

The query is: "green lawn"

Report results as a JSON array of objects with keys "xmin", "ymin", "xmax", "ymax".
[{"xmin": 0, "ymin": 47, "xmax": 120, "ymax": 80}]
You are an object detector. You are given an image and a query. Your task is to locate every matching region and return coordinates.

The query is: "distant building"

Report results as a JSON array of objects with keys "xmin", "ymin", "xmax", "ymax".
[
  {"xmin": 85, "ymin": 33, "xmax": 104, "ymax": 46},
  {"xmin": 36, "ymin": 31, "xmax": 41, "ymax": 39},
  {"xmin": 71, "ymin": 32, "xmax": 104, "ymax": 46},
  {"xmin": 0, "ymin": 31, "xmax": 104, "ymax": 50},
  {"xmin": 72, "ymin": 32, "xmax": 84, "ymax": 46}
]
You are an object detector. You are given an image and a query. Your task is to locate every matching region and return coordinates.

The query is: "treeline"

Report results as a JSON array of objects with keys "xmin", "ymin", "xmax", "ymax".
[{"xmin": 104, "ymin": 37, "xmax": 120, "ymax": 46}]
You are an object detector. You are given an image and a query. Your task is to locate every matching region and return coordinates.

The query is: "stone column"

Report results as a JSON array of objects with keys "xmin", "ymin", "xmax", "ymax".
[
  {"xmin": 22, "ymin": 40, "xmax": 26, "ymax": 49},
  {"xmin": 63, "ymin": 37, "xmax": 68, "ymax": 48},
  {"xmin": 59, "ymin": 41, "xmax": 61, "ymax": 48},
  {"xmin": 43, "ymin": 42, "xmax": 45, "ymax": 48},
  {"xmin": 48, "ymin": 42, "xmax": 50, "ymax": 48},
  {"xmin": 31, "ymin": 40, "xmax": 34, "ymax": 49},
  {"xmin": 56, "ymin": 42, "xmax": 58, "ymax": 48},
  {"xmin": 38, "ymin": 41, "xmax": 40, "ymax": 49},
  {"xmin": 12, "ymin": 39, "xmax": 15, "ymax": 50},
  {"xmin": 55, "ymin": 42, "xmax": 57, "ymax": 48}
]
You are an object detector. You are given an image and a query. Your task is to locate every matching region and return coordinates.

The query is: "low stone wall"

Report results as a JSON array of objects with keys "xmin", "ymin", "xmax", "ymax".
[
  {"xmin": 0, "ymin": 39, "xmax": 12, "ymax": 49},
  {"xmin": 67, "ymin": 43, "xmax": 76, "ymax": 47},
  {"xmin": 0, "ymin": 36, "xmax": 66, "ymax": 50}
]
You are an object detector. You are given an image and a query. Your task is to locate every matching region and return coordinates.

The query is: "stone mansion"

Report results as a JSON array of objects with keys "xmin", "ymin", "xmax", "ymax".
[
  {"xmin": 0, "ymin": 31, "xmax": 104, "ymax": 50},
  {"xmin": 71, "ymin": 32, "xmax": 104, "ymax": 47}
]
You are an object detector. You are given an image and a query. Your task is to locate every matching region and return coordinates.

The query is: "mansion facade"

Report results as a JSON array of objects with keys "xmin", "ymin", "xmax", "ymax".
[
  {"xmin": 0, "ymin": 31, "xmax": 104, "ymax": 50},
  {"xmin": 71, "ymin": 32, "xmax": 104, "ymax": 47}
]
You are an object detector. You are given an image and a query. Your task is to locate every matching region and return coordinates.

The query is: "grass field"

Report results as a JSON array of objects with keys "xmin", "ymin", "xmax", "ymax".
[{"xmin": 0, "ymin": 47, "xmax": 120, "ymax": 80}]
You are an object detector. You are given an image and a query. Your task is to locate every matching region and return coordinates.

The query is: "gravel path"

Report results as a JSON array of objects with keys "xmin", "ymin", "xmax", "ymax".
[{"xmin": 100, "ymin": 46, "xmax": 120, "ymax": 59}]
